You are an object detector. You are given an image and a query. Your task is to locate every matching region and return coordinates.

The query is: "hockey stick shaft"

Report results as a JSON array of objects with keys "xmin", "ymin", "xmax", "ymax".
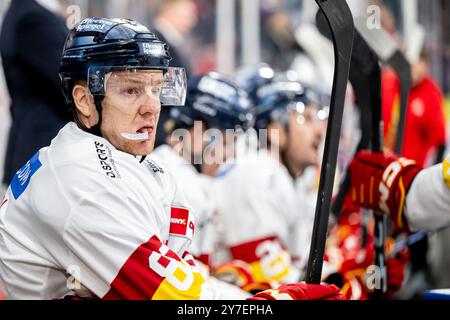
[
  {"xmin": 306, "ymin": 0, "xmax": 354, "ymax": 284},
  {"xmin": 369, "ymin": 67, "xmax": 388, "ymax": 298},
  {"xmin": 388, "ymin": 52, "xmax": 412, "ymax": 155}
]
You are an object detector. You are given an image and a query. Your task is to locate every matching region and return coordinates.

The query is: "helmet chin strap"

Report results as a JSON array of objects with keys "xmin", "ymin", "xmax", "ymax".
[
  {"xmin": 71, "ymin": 91, "xmax": 104, "ymax": 137},
  {"xmin": 85, "ymin": 95, "xmax": 104, "ymax": 137}
]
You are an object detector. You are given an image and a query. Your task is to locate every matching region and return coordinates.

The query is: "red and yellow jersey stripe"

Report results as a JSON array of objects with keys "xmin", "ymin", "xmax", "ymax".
[
  {"xmin": 103, "ymin": 235, "xmax": 208, "ymax": 300},
  {"xmin": 229, "ymin": 236, "xmax": 295, "ymax": 284},
  {"xmin": 443, "ymin": 155, "xmax": 450, "ymax": 189}
]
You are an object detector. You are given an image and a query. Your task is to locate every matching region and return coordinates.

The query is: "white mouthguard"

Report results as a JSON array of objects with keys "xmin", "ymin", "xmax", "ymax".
[{"xmin": 121, "ymin": 131, "xmax": 149, "ymax": 141}]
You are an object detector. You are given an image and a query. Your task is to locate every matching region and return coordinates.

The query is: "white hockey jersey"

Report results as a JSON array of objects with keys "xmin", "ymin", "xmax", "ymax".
[
  {"xmin": 405, "ymin": 156, "xmax": 450, "ymax": 231},
  {"xmin": 150, "ymin": 145, "xmax": 216, "ymax": 266},
  {"xmin": 288, "ymin": 166, "xmax": 320, "ymax": 274},
  {"xmin": 0, "ymin": 123, "xmax": 242, "ymax": 300}
]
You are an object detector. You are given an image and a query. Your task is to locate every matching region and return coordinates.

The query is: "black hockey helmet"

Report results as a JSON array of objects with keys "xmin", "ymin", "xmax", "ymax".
[{"xmin": 60, "ymin": 17, "xmax": 186, "ymax": 135}]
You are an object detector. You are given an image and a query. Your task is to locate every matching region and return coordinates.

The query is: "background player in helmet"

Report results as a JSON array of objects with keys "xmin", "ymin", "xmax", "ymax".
[
  {"xmin": 212, "ymin": 68, "xmax": 327, "ymax": 287},
  {"xmin": 235, "ymin": 66, "xmax": 328, "ymax": 273},
  {"xmin": 254, "ymin": 70, "xmax": 328, "ymax": 277},
  {"xmin": 0, "ymin": 17, "xmax": 342, "ymax": 300}
]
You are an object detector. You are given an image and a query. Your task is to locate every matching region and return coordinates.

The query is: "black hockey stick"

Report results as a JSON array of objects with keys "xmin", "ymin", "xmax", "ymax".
[
  {"xmin": 389, "ymin": 52, "xmax": 412, "ymax": 155},
  {"xmin": 306, "ymin": 0, "xmax": 354, "ymax": 285},
  {"xmin": 316, "ymin": 13, "xmax": 379, "ymax": 220},
  {"xmin": 368, "ymin": 61, "xmax": 387, "ymax": 300},
  {"xmin": 345, "ymin": 31, "xmax": 387, "ymax": 299},
  {"xmin": 354, "ymin": 21, "xmax": 413, "ymax": 298},
  {"xmin": 316, "ymin": 13, "xmax": 387, "ymax": 297}
]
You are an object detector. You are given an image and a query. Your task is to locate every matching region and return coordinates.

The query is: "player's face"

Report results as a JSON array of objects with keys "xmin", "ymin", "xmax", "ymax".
[
  {"xmin": 286, "ymin": 106, "xmax": 326, "ymax": 171},
  {"xmin": 100, "ymin": 70, "xmax": 163, "ymax": 156}
]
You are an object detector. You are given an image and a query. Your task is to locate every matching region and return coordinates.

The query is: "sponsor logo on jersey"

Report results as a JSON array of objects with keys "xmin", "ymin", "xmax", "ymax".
[
  {"xmin": 94, "ymin": 141, "xmax": 121, "ymax": 179},
  {"xmin": 11, "ymin": 151, "xmax": 42, "ymax": 199},
  {"xmin": 171, "ymin": 218, "xmax": 186, "ymax": 225},
  {"xmin": 170, "ymin": 207, "xmax": 194, "ymax": 236},
  {"xmin": 146, "ymin": 160, "xmax": 164, "ymax": 174}
]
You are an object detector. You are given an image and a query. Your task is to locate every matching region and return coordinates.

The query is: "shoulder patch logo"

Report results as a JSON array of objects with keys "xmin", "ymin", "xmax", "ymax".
[
  {"xmin": 146, "ymin": 160, "xmax": 165, "ymax": 174},
  {"xmin": 169, "ymin": 207, "xmax": 194, "ymax": 238},
  {"xmin": 11, "ymin": 152, "xmax": 42, "ymax": 199}
]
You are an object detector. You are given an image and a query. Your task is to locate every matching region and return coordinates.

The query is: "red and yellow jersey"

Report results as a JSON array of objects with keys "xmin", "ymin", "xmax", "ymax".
[{"xmin": 212, "ymin": 150, "xmax": 300, "ymax": 285}]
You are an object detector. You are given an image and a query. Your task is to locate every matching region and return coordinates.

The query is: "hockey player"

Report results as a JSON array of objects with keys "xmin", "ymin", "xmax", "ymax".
[
  {"xmin": 234, "ymin": 65, "xmax": 328, "ymax": 275},
  {"xmin": 0, "ymin": 17, "xmax": 342, "ymax": 300},
  {"xmin": 213, "ymin": 71, "xmax": 327, "ymax": 286}
]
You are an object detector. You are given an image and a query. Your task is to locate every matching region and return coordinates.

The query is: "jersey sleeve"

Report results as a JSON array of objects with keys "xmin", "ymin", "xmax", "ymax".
[{"xmin": 405, "ymin": 157, "xmax": 450, "ymax": 231}]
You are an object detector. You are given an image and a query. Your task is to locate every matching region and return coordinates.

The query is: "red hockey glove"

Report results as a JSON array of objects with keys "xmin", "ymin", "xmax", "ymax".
[
  {"xmin": 348, "ymin": 151, "xmax": 421, "ymax": 233},
  {"xmin": 248, "ymin": 283, "xmax": 346, "ymax": 300}
]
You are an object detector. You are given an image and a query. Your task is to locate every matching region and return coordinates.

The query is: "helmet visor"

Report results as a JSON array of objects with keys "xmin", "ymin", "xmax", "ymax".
[{"xmin": 88, "ymin": 66, "xmax": 187, "ymax": 107}]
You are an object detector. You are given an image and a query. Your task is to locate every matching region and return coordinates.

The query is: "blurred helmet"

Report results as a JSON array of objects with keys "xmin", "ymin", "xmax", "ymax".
[
  {"xmin": 59, "ymin": 17, "xmax": 187, "ymax": 134},
  {"xmin": 233, "ymin": 63, "xmax": 275, "ymax": 105},
  {"xmin": 167, "ymin": 72, "xmax": 253, "ymax": 132},
  {"xmin": 253, "ymin": 70, "xmax": 327, "ymax": 131}
]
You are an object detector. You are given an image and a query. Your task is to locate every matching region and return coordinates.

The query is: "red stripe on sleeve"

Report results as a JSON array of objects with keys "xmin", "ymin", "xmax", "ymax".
[{"xmin": 102, "ymin": 235, "xmax": 169, "ymax": 300}]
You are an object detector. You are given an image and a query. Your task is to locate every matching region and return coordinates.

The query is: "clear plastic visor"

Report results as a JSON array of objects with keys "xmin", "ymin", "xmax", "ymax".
[{"xmin": 88, "ymin": 67, "xmax": 187, "ymax": 107}]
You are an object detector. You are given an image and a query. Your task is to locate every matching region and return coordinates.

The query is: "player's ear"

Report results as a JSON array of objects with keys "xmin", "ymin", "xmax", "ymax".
[
  {"xmin": 72, "ymin": 81, "xmax": 96, "ymax": 118},
  {"xmin": 267, "ymin": 122, "xmax": 287, "ymax": 150}
]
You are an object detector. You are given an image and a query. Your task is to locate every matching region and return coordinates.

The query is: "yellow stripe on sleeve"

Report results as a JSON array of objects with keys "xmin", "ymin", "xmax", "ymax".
[{"xmin": 443, "ymin": 155, "xmax": 450, "ymax": 189}]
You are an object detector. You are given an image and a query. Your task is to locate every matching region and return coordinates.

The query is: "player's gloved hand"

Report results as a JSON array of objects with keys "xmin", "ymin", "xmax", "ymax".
[
  {"xmin": 348, "ymin": 151, "xmax": 422, "ymax": 233},
  {"xmin": 248, "ymin": 283, "xmax": 346, "ymax": 300},
  {"xmin": 385, "ymin": 248, "xmax": 409, "ymax": 300},
  {"xmin": 213, "ymin": 260, "xmax": 272, "ymax": 294}
]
